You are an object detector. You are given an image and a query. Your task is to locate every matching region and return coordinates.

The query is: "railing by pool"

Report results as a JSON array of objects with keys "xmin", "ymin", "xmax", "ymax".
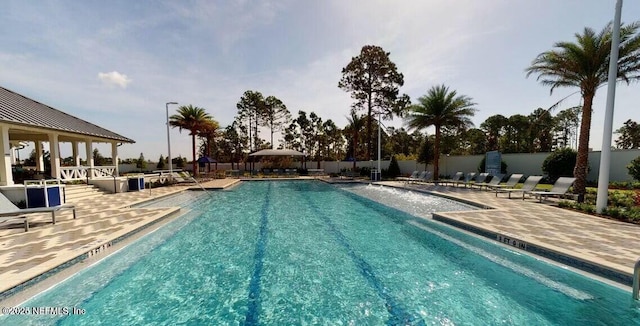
[
  {"xmin": 633, "ymin": 258, "xmax": 640, "ymax": 300},
  {"xmin": 60, "ymin": 166, "xmax": 117, "ymax": 181}
]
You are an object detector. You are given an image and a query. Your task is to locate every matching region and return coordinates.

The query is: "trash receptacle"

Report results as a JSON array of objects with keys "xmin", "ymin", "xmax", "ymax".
[
  {"xmin": 128, "ymin": 176, "xmax": 145, "ymax": 191},
  {"xmin": 25, "ymin": 180, "xmax": 63, "ymax": 208},
  {"xmin": 370, "ymin": 170, "xmax": 381, "ymax": 181}
]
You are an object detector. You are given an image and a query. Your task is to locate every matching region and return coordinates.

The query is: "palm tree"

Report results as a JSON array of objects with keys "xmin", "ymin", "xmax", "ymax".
[
  {"xmin": 405, "ymin": 84, "xmax": 476, "ymax": 180},
  {"xmin": 526, "ymin": 22, "xmax": 640, "ymax": 200},
  {"xmin": 344, "ymin": 110, "xmax": 366, "ymax": 170},
  {"xmin": 169, "ymin": 105, "xmax": 213, "ymax": 176}
]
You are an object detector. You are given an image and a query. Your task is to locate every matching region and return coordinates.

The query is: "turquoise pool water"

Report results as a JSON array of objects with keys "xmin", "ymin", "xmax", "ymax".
[{"xmin": 2, "ymin": 181, "xmax": 639, "ymax": 325}]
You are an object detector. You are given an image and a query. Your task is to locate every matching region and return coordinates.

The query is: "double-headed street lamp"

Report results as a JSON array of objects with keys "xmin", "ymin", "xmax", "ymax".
[{"xmin": 166, "ymin": 102, "xmax": 178, "ymax": 178}]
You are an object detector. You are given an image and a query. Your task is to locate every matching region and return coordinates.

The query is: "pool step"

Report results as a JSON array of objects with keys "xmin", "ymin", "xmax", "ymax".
[{"xmin": 64, "ymin": 184, "xmax": 109, "ymax": 203}]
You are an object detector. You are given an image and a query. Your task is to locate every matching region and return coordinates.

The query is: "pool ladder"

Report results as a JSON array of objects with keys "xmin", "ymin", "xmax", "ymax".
[{"xmin": 634, "ymin": 258, "xmax": 640, "ymax": 300}]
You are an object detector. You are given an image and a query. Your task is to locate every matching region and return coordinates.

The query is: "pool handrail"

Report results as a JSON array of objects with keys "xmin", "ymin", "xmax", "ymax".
[{"xmin": 633, "ymin": 258, "xmax": 640, "ymax": 300}]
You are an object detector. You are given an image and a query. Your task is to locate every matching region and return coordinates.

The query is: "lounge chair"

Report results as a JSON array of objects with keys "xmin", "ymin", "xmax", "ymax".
[
  {"xmin": 495, "ymin": 175, "xmax": 543, "ymax": 198},
  {"xmin": 438, "ymin": 172, "xmax": 464, "ymax": 186},
  {"xmin": 397, "ymin": 170, "xmax": 419, "ymax": 182},
  {"xmin": 452, "ymin": 172, "xmax": 476, "ymax": 187},
  {"xmin": 488, "ymin": 173, "xmax": 524, "ymax": 191},
  {"xmin": 0, "ymin": 192, "xmax": 76, "ymax": 231},
  {"xmin": 465, "ymin": 172, "xmax": 489, "ymax": 188},
  {"xmin": 525, "ymin": 177, "xmax": 576, "ymax": 202},
  {"xmin": 413, "ymin": 171, "xmax": 434, "ymax": 184},
  {"xmin": 472, "ymin": 173, "xmax": 505, "ymax": 190}
]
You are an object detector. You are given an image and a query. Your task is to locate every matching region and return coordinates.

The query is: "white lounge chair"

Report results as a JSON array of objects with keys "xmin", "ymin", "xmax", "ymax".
[
  {"xmin": 0, "ymin": 193, "xmax": 76, "ymax": 231},
  {"xmin": 495, "ymin": 175, "xmax": 543, "ymax": 198},
  {"xmin": 438, "ymin": 171, "xmax": 464, "ymax": 186},
  {"xmin": 525, "ymin": 177, "xmax": 576, "ymax": 202}
]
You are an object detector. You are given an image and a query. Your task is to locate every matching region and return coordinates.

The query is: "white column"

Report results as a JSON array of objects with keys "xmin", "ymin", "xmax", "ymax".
[
  {"xmin": 35, "ymin": 141, "xmax": 45, "ymax": 172},
  {"xmin": 111, "ymin": 142, "xmax": 119, "ymax": 176},
  {"xmin": 0, "ymin": 126, "xmax": 14, "ymax": 186},
  {"xmin": 85, "ymin": 140, "xmax": 94, "ymax": 178},
  {"xmin": 72, "ymin": 141, "xmax": 81, "ymax": 166},
  {"xmin": 48, "ymin": 133, "xmax": 61, "ymax": 179}
]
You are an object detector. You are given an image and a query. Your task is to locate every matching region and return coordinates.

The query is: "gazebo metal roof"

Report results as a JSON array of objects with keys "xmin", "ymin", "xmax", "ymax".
[{"xmin": 0, "ymin": 86, "xmax": 134, "ymax": 143}]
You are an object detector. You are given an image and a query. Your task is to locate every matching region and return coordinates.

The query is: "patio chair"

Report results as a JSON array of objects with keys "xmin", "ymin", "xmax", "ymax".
[
  {"xmin": 413, "ymin": 171, "xmax": 434, "ymax": 184},
  {"xmin": 525, "ymin": 177, "xmax": 576, "ymax": 202},
  {"xmin": 438, "ymin": 172, "xmax": 464, "ymax": 186},
  {"xmin": 452, "ymin": 172, "xmax": 476, "ymax": 187},
  {"xmin": 0, "ymin": 192, "xmax": 76, "ymax": 232},
  {"xmin": 495, "ymin": 175, "xmax": 543, "ymax": 198},
  {"xmin": 464, "ymin": 172, "xmax": 489, "ymax": 188},
  {"xmin": 472, "ymin": 173, "xmax": 505, "ymax": 190},
  {"xmin": 397, "ymin": 170, "xmax": 419, "ymax": 182},
  {"xmin": 488, "ymin": 173, "xmax": 524, "ymax": 191}
]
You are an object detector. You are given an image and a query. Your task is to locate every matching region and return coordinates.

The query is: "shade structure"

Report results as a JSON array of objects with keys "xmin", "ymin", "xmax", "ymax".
[
  {"xmin": 197, "ymin": 156, "xmax": 217, "ymax": 163},
  {"xmin": 249, "ymin": 149, "xmax": 305, "ymax": 156}
]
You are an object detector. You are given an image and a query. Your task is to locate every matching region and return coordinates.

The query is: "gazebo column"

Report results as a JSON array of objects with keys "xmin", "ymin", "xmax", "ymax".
[
  {"xmin": 35, "ymin": 141, "xmax": 45, "ymax": 172},
  {"xmin": 0, "ymin": 125, "xmax": 14, "ymax": 186},
  {"xmin": 85, "ymin": 140, "xmax": 94, "ymax": 178},
  {"xmin": 48, "ymin": 133, "xmax": 61, "ymax": 179},
  {"xmin": 111, "ymin": 141, "xmax": 119, "ymax": 176},
  {"xmin": 72, "ymin": 141, "xmax": 81, "ymax": 166}
]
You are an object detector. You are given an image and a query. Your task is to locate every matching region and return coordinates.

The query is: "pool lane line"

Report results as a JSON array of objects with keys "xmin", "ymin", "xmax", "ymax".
[
  {"xmin": 244, "ymin": 183, "xmax": 271, "ymax": 326},
  {"xmin": 303, "ymin": 198, "xmax": 425, "ymax": 326}
]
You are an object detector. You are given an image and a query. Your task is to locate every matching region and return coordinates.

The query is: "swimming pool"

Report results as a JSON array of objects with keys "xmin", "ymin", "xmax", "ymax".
[{"xmin": 2, "ymin": 181, "xmax": 638, "ymax": 325}]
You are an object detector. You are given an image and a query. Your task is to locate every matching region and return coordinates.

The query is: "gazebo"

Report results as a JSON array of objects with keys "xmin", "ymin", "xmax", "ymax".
[{"xmin": 0, "ymin": 86, "xmax": 135, "ymax": 186}]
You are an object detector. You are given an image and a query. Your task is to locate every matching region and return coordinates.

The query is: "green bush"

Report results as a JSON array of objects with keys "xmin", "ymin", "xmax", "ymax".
[
  {"xmin": 542, "ymin": 148, "xmax": 576, "ymax": 183},
  {"xmin": 627, "ymin": 156, "xmax": 640, "ymax": 181},
  {"xmin": 386, "ymin": 155, "xmax": 401, "ymax": 178}
]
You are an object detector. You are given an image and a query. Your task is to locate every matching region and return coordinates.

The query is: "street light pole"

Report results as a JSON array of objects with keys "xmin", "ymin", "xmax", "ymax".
[
  {"xmin": 596, "ymin": 0, "xmax": 623, "ymax": 214},
  {"xmin": 377, "ymin": 111, "xmax": 381, "ymax": 180},
  {"xmin": 166, "ymin": 102, "xmax": 178, "ymax": 179}
]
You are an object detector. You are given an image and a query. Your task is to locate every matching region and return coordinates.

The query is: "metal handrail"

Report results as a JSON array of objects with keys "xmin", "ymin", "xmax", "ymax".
[{"xmin": 633, "ymin": 258, "xmax": 640, "ymax": 300}]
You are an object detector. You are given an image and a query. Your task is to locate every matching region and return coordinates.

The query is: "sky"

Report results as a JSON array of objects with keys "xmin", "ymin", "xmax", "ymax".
[{"xmin": 1, "ymin": 0, "xmax": 639, "ymax": 160}]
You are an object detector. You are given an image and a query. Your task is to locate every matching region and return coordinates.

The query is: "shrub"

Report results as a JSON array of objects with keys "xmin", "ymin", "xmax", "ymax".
[
  {"xmin": 387, "ymin": 155, "xmax": 401, "ymax": 178},
  {"xmin": 477, "ymin": 157, "xmax": 507, "ymax": 174},
  {"xmin": 627, "ymin": 156, "xmax": 640, "ymax": 181},
  {"xmin": 542, "ymin": 148, "xmax": 576, "ymax": 183}
]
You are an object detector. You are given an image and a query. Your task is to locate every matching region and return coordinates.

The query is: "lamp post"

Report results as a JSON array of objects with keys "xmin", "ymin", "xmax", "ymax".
[
  {"xmin": 596, "ymin": 0, "xmax": 623, "ymax": 214},
  {"xmin": 166, "ymin": 102, "xmax": 178, "ymax": 179},
  {"xmin": 377, "ymin": 110, "xmax": 381, "ymax": 181}
]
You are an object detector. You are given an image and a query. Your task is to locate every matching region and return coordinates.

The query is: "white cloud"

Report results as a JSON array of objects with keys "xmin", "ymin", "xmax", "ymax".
[{"xmin": 98, "ymin": 71, "xmax": 131, "ymax": 88}]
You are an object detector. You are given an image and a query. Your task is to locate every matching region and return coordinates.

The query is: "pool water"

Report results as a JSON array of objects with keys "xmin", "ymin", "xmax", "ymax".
[{"xmin": 3, "ymin": 181, "xmax": 639, "ymax": 325}]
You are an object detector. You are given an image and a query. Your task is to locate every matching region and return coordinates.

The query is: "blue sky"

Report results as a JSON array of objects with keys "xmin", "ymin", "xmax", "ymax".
[{"xmin": 1, "ymin": 0, "xmax": 639, "ymax": 160}]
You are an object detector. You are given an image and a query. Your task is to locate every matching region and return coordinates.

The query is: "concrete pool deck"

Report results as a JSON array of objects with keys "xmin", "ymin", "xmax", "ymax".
[{"xmin": 0, "ymin": 177, "xmax": 638, "ymax": 302}]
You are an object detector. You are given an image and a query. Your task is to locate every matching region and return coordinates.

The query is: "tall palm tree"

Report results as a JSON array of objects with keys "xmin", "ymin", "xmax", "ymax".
[
  {"xmin": 526, "ymin": 22, "xmax": 640, "ymax": 200},
  {"xmin": 344, "ymin": 110, "xmax": 366, "ymax": 170},
  {"xmin": 169, "ymin": 105, "xmax": 213, "ymax": 176},
  {"xmin": 405, "ymin": 85, "xmax": 476, "ymax": 180}
]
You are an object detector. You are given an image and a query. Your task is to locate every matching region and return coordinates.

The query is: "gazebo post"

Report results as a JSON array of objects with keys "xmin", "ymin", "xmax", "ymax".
[
  {"xmin": 35, "ymin": 140, "xmax": 45, "ymax": 172},
  {"xmin": 0, "ymin": 125, "xmax": 14, "ymax": 185},
  {"xmin": 85, "ymin": 140, "xmax": 94, "ymax": 179},
  {"xmin": 48, "ymin": 133, "xmax": 61, "ymax": 179},
  {"xmin": 72, "ymin": 141, "xmax": 81, "ymax": 166},
  {"xmin": 111, "ymin": 141, "xmax": 119, "ymax": 176}
]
